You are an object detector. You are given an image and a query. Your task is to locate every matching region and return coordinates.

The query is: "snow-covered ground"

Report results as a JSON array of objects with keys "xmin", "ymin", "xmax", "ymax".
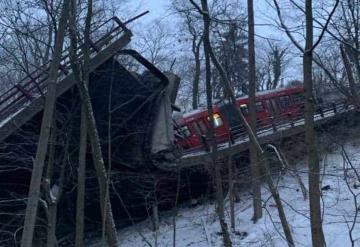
[{"xmin": 90, "ymin": 133, "xmax": 360, "ymax": 247}]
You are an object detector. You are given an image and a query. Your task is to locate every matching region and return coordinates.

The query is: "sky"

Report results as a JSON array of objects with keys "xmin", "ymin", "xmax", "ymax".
[
  {"xmin": 142, "ymin": 0, "xmax": 168, "ymax": 20},
  {"xmin": 127, "ymin": 0, "xmax": 168, "ymax": 23},
  {"xmin": 126, "ymin": 0, "xmax": 303, "ymax": 81},
  {"xmin": 131, "ymin": 1, "xmax": 282, "ymax": 39}
]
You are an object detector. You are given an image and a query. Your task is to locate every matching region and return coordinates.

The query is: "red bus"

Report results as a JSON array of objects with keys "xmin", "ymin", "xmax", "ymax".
[{"xmin": 174, "ymin": 86, "xmax": 305, "ymax": 152}]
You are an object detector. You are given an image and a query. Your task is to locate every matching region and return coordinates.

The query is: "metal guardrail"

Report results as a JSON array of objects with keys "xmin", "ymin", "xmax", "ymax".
[
  {"xmin": 182, "ymin": 101, "xmax": 353, "ymax": 156},
  {"xmin": 0, "ymin": 16, "xmax": 129, "ymax": 124}
]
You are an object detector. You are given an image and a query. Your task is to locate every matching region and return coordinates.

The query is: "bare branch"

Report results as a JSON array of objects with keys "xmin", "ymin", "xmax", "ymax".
[
  {"xmin": 311, "ymin": 0, "xmax": 340, "ymax": 52},
  {"xmin": 188, "ymin": 0, "xmax": 208, "ymax": 16},
  {"xmin": 272, "ymin": 0, "xmax": 304, "ymax": 52}
]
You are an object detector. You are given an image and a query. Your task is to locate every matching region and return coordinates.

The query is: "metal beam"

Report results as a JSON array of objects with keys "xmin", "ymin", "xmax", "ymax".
[{"xmin": 0, "ymin": 32, "xmax": 132, "ymax": 143}]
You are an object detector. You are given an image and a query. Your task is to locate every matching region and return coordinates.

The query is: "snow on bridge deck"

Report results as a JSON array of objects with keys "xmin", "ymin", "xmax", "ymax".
[{"xmin": 0, "ymin": 17, "xmax": 132, "ymax": 143}]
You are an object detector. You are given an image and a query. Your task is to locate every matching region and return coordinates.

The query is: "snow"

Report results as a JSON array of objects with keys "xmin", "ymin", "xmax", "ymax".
[
  {"xmin": 0, "ymin": 105, "xmax": 26, "ymax": 128},
  {"xmin": 90, "ymin": 130, "xmax": 360, "ymax": 247}
]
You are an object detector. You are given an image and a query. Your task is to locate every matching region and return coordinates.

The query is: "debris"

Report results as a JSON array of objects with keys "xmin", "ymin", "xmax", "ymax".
[
  {"xmin": 321, "ymin": 185, "xmax": 331, "ymax": 191},
  {"xmin": 234, "ymin": 231, "xmax": 248, "ymax": 239}
]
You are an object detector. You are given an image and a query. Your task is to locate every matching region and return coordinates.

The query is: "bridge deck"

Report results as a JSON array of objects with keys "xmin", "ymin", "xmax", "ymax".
[
  {"xmin": 180, "ymin": 103, "xmax": 354, "ymax": 168},
  {"xmin": 0, "ymin": 17, "xmax": 132, "ymax": 143}
]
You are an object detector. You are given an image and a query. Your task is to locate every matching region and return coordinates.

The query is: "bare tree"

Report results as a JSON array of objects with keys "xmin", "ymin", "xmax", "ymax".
[
  {"xmin": 266, "ymin": 43, "xmax": 287, "ymax": 90},
  {"xmin": 186, "ymin": 18, "xmax": 203, "ymax": 110},
  {"xmin": 45, "ymin": 125, "xmax": 69, "ymax": 247},
  {"xmin": 20, "ymin": 0, "xmax": 71, "ymax": 246},
  {"xmin": 135, "ymin": 20, "xmax": 174, "ymax": 70},
  {"xmin": 188, "ymin": 0, "xmax": 232, "ymax": 245},
  {"xmin": 247, "ymin": 0, "xmax": 262, "ymax": 223},
  {"xmin": 340, "ymin": 44, "xmax": 360, "ymax": 106},
  {"xmin": 272, "ymin": 0, "xmax": 340, "ymax": 245},
  {"xmin": 68, "ymin": 0, "xmax": 119, "ymax": 245},
  {"xmin": 189, "ymin": 0, "xmax": 295, "ymax": 244},
  {"xmin": 71, "ymin": 0, "xmax": 88, "ymax": 246}
]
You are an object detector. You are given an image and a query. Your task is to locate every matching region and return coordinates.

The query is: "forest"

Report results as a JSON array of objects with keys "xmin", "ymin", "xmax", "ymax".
[{"xmin": 0, "ymin": 0, "xmax": 359, "ymax": 246}]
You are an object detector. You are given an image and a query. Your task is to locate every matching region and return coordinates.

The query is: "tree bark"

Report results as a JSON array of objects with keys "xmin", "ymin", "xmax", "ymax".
[
  {"xmin": 304, "ymin": 1, "xmax": 325, "ymax": 246},
  {"xmin": 21, "ymin": 0, "xmax": 70, "ymax": 246},
  {"xmin": 71, "ymin": 2, "xmax": 87, "ymax": 246},
  {"xmin": 228, "ymin": 157, "xmax": 235, "ymax": 231},
  {"xmin": 199, "ymin": 0, "xmax": 232, "ymax": 246},
  {"xmin": 68, "ymin": 0, "xmax": 118, "ymax": 245},
  {"xmin": 247, "ymin": 0, "xmax": 262, "ymax": 222},
  {"xmin": 75, "ymin": 108, "xmax": 87, "ymax": 247},
  {"xmin": 73, "ymin": 37, "xmax": 119, "ymax": 247},
  {"xmin": 45, "ymin": 117, "xmax": 57, "ymax": 247},
  {"xmin": 340, "ymin": 44, "xmax": 360, "ymax": 107},
  {"xmin": 192, "ymin": 36, "xmax": 202, "ymax": 109},
  {"xmin": 46, "ymin": 132, "xmax": 69, "ymax": 247},
  {"xmin": 263, "ymin": 157, "xmax": 294, "ymax": 247}
]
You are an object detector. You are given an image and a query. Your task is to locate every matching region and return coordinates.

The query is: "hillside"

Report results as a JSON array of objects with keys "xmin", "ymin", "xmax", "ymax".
[{"xmin": 89, "ymin": 130, "xmax": 360, "ymax": 247}]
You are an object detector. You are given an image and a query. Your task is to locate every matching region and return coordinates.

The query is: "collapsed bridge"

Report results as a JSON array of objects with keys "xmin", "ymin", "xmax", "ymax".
[
  {"xmin": 0, "ymin": 15, "xmax": 180, "ymax": 169},
  {"xmin": 0, "ymin": 13, "xmax": 358, "ymax": 246},
  {"xmin": 0, "ymin": 15, "xmax": 182, "ymax": 244},
  {"xmin": 0, "ymin": 13, "xmax": 356, "ymax": 171}
]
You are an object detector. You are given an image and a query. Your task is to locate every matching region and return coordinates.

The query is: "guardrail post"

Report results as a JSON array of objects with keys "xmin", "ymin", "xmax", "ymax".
[
  {"xmin": 229, "ymin": 129, "xmax": 235, "ymax": 144},
  {"xmin": 289, "ymin": 114, "xmax": 294, "ymax": 127},
  {"xmin": 318, "ymin": 107, "xmax": 324, "ymax": 117},
  {"xmin": 58, "ymin": 63, "xmax": 69, "ymax": 75},
  {"xmin": 15, "ymin": 85, "xmax": 33, "ymax": 101},
  {"xmin": 332, "ymin": 102, "xmax": 337, "ymax": 114},
  {"xmin": 270, "ymin": 116, "xmax": 277, "ymax": 132},
  {"xmin": 89, "ymin": 38, "xmax": 100, "ymax": 52},
  {"xmin": 201, "ymin": 135, "xmax": 210, "ymax": 152}
]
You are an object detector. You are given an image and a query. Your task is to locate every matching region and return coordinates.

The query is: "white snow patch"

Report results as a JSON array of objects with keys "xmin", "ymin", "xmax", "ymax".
[
  {"xmin": 90, "ymin": 138, "xmax": 360, "ymax": 247},
  {"xmin": 0, "ymin": 106, "xmax": 26, "ymax": 128}
]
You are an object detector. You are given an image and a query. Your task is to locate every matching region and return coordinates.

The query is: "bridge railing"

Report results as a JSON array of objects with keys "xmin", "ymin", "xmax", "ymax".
[
  {"xmin": 0, "ymin": 17, "xmax": 129, "ymax": 124},
  {"xmin": 185, "ymin": 101, "xmax": 352, "ymax": 154},
  {"xmin": 230, "ymin": 101, "xmax": 350, "ymax": 141}
]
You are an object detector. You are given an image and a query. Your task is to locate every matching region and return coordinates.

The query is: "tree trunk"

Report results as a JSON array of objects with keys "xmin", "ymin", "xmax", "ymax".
[
  {"xmin": 71, "ymin": 1, "xmax": 87, "ymax": 245},
  {"xmin": 75, "ymin": 108, "xmax": 87, "ymax": 247},
  {"xmin": 199, "ymin": 0, "xmax": 232, "ymax": 246},
  {"xmin": 74, "ymin": 41, "xmax": 119, "ymax": 247},
  {"xmin": 263, "ymin": 156, "xmax": 294, "ymax": 247},
  {"xmin": 21, "ymin": 1, "xmax": 70, "ymax": 246},
  {"xmin": 68, "ymin": 0, "xmax": 118, "ymax": 245},
  {"xmin": 173, "ymin": 172, "xmax": 181, "ymax": 247},
  {"xmin": 247, "ymin": 0, "xmax": 262, "ymax": 222},
  {"xmin": 228, "ymin": 157, "xmax": 235, "ymax": 231},
  {"xmin": 340, "ymin": 45, "xmax": 360, "ymax": 107},
  {"xmin": 45, "ymin": 117, "xmax": 57, "ymax": 247},
  {"xmin": 102, "ymin": 69, "xmax": 115, "ymax": 243},
  {"xmin": 192, "ymin": 37, "xmax": 202, "ymax": 109},
  {"xmin": 304, "ymin": 1, "xmax": 325, "ymax": 246},
  {"xmin": 47, "ymin": 133, "xmax": 69, "ymax": 247}
]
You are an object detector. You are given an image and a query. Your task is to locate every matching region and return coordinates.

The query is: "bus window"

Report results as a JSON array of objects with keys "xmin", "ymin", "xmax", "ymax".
[
  {"xmin": 213, "ymin": 114, "xmax": 223, "ymax": 128},
  {"xmin": 271, "ymin": 99, "xmax": 279, "ymax": 114},
  {"xmin": 192, "ymin": 123, "xmax": 201, "ymax": 135},
  {"xmin": 292, "ymin": 93, "xmax": 304, "ymax": 104},
  {"xmin": 177, "ymin": 125, "xmax": 191, "ymax": 138},
  {"xmin": 256, "ymin": 101, "xmax": 265, "ymax": 112},
  {"xmin": 265, "ymin": 100, "xmax": 274, "ymax": 114},
  {"xmin": 279, "ymin": 96, "xmax": 291, "ymax": 108},
  {"xmin": 197, "ymin": 120, "xmax": 207, "ymax": 133},
  {"xmin": 208, "ymin": 114, "xmax": 224, "ymax": 128},
  {"xmin": 239, "ymin": 104, "xmax": 248, "ymax": 114}
]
